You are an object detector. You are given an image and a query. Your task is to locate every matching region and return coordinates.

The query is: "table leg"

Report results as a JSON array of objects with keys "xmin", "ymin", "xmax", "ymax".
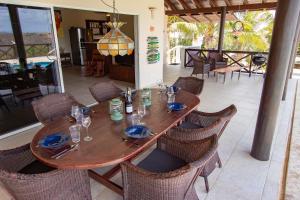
[
  {"xmin": 88, "ymin": 170, "xmax": 123, "ymax": 196},
  {"xmin": 238, "ymin": 70, "xmax": 241, "ymax": 80},
  {"xmin": 223, "ymin": 73, "xmax": 226, "ymax": 84},
  {"xmin": 231, "ymin": 71, "xmax": 234, "ymax": 79}
]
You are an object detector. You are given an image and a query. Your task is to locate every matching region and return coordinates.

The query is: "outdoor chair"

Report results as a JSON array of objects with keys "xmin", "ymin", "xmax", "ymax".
[
  {"xmin": 32, "ymin": 93, "xmax": 80, "ymax": 124},
  {"xmin": 0, "ymin": 62, "xmax": 11, "ymax": 75},
  {"xmin": 173, "ymin": 76, "xmax": 204, "ymax": 95},
  {"xmin": 89, "ymin": 81, "xmax": 123, "ymax": 103},
  {"xmin": 207, "ymin": 52, "xmax": 228, "ymax": 70},
  {"xmin": 121, "ymin": 134, "xmax": 218, "ymax": 200},
  {"xmin": 166, "ymin": 104, "xmax": 237, "ymax": 192},
  {"xmin": 191, "ymin": 55, "xmax": 211, "ymax": 79},
  {"xmin": 0, "ymin": 143, "xmax": 92, "ymax": 200}
]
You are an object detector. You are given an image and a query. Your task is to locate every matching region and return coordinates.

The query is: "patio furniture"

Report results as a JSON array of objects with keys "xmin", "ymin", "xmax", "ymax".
[
  {"xmin": 121, "ymin": 134, "xmax": 218, "ymax": 200},
  {"xmin": 251, "ymin": 54, "xmax": 267, "ymax": 77},
  {"xmin": 30, "ymin": 89, "xmax": 200, "ymax": 196},
  {"xmin": 213, "ymin": 65, "xmax": 243, "ymax": 83},
  {"xmin": 85, "ymin": 49, "xmax": 105, "ymax": 77},
  {"xmin": 0, "ymin": 62, "xmax": 11, "ymax": 75},
  {"xmin": 32, "ymin": 93, "xmax": 80, "ymax": 124},
  {"xmin": 0, "ymin": 96, "xmax": 9, "ymax": 111},
  {"xmin": 207, "ymin": 52, "xmax": 228, "ymax": 70},
  {"xmin": 60, "ymin": 52, "xmax": 72, "ymax": 66},
  {"xmin": 0, "ymin": 143, "xmax": 92, "ymax": 200},
  {"xmin": 167, "ymin": 104, "xmax": 237, "ymax": 192},
  {"xmin": 89, "ymin": 81, "xmax": 123, "ymax": 103},
  {"xmin": 190, "ymin": 55, "xmax": 211, "ymax": 79},
  {"xmin": 173, "ymin": 77, "xmax": 204, "ymax": 95}
]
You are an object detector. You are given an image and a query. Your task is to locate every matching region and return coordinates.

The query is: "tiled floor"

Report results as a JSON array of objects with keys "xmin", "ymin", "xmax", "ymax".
[{"xmin": 0, "ymin": 65, "xmax": 297, "ymax": 200}]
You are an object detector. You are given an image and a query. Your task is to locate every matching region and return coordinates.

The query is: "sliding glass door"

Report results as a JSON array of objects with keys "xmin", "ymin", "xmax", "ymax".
[{"xmin": 0, "ymin": 4, "xmax": 61, "ymax": 136}]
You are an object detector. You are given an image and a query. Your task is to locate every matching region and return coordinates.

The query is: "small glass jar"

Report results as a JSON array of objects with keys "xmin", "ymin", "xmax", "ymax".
[
  {"xmin": 109, "ymin": 98, "xmax": 123, "ymax": 114},
  {"xmin": 141, "ymin": 88, "xmax": 152, "ymax": 107}
]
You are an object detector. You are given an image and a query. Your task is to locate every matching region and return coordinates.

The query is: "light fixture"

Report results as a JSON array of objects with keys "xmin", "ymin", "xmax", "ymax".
[{"xmin": 97, "ymin": 0, "xmax": 134, "ymax": 56}]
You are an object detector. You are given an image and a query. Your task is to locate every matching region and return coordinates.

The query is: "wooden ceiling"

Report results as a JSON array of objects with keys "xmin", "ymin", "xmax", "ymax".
[{"xmin": 165, "ymin": 0, "xmax": 277, "ymax": 22}]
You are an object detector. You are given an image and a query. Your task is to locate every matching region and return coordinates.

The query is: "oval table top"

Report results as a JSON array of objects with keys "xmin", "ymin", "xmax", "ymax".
[{"xmin": 30, "ymin": 89, "xmax": 200, "ymax": 169}]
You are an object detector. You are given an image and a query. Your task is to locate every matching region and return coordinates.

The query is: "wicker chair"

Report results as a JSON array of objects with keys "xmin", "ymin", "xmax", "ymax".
[
  {"xmin": 173, "ymin": 77, "xmax": 204, "ymax": 95},
  {"xmin": 32, "ymin": 93, "xmax": 80, "ymax": 124},
  {"xmin": 191, "ymin": 55, "xmax": 211, "ymax": 79},
  {"xmin": 121, "ymin": 135, "xmax": 218, "ymax": 200},
  {"xmin": 167, "ymin": 104, "xmax": 237, "ymax": 192},
  {"xmin": 207, "ymin": 52, "xmax": 228, "ymax": 70},
  {"xmin": 89, "ymin": 81, "xmax": 123, "ymax": 103},
  {"xmin": 0, "ymin": 143, "xmax": 92, "ymax": 200}
]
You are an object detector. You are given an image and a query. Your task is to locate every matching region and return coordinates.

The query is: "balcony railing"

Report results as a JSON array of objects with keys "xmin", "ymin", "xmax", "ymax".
[
  {"xmin": 0, "ymin": 43, "xmax": 52, "ymax": 60},
  {"xmin": 184, "ymin": 49, "xmax": 269, "ymax": 76}
]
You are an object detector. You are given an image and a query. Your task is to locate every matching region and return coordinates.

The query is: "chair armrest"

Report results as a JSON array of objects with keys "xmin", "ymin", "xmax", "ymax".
[
  {"xmin": 167, "ymin": 118, "xmax": 224, "ymax": 141},
  {"xmin": 157, "ymin": 135, "xmax": 217, "ymax": 163}
]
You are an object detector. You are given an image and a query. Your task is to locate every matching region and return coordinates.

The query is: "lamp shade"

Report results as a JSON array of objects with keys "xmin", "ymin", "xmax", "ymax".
[{"xmin": 97, "ymin": 22, "xmax": 134, "ymax": 56}]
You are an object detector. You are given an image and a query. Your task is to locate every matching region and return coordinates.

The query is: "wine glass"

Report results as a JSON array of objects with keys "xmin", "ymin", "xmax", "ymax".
[
  {"xmin": 82, "ymin": 116, "xmax": 92, "ymax": 142},
  {"xmin": 137, "ymin": 103, "xmax": 146, "ymax": 118},
  {"xmin": 71, "ymin": 105, "xmax": 79, "ymax": 118}
]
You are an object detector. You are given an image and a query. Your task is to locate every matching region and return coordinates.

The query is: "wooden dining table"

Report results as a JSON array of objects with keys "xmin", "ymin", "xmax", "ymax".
[{"xmin": 30, "ymin": 88, "xmax": 200, "ymax": 195}]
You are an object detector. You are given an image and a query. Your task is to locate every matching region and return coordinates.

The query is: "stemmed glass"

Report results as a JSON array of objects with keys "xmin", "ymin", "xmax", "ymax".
[
  {"xmin": 137, "ymin": 103, "xmax": 146, "ymax": 118},
  {"xmin": 82, "ymin": 116, "xmax": 92, "ymax": 142},
  {"xmin": 71, "ymin": 105, "xmax": 79, "ymax": 119}
]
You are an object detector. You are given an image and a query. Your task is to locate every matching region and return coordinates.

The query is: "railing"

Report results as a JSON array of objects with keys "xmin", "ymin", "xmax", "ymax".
[
  {"xmin": 0, "ymin": 43, "xmax": 52, "ymax": 60},
  {"xmin": 184, "ymin": 49, "xmax": 269, "ymax": 76}
]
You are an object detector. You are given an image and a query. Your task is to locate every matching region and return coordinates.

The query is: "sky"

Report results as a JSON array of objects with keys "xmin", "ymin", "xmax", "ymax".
[{"xmin": 0, "ymin": 6, "xmax": 52, "ymax": 33}]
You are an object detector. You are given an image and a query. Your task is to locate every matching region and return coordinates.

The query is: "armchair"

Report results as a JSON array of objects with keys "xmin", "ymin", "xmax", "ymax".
[
  {"xmin": 207, "ymin": 52, "xmax": 228, "ymax": 70},
  {"xmin": 121, "ymin": 135, "xmax": 217, "ymax": 200}
]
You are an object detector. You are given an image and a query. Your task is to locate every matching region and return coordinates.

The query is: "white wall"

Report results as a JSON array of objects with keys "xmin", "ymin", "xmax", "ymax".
[{"xmin": 3, "ymin": 0, "xmax": 165, "ymax": 88}]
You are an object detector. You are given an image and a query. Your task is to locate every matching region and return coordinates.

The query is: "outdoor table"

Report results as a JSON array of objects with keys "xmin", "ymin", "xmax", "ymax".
[
  {"xmin": 30, "ymin": 89, "xmax": 200, "ymax": 195},
  {"xmin": 213, "ymin": 65, "xmax": 243, "ymax": 83}
]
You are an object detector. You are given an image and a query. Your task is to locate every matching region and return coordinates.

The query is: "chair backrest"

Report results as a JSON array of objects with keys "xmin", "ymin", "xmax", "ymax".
[
  {"xmin": 173, "ymin": 76, "xmax": 204, "ymax": 95},
  {"xmin": 32, "ymin": 93, "xmax": 79, "ymax": 124},
  {"xmin": 89, "ymin": 81, "xmax": 123, "ymax": 103},
  {"xmin": 191, "ymin": 55, "xmax": 205, "ymax": 75},
  {"xmin": 207, "ymin": 52, "xmax": 223, "ymax": 62}
]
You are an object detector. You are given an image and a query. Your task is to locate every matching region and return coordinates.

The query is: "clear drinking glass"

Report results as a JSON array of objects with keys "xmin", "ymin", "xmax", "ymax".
[
  {"xmin": 82, "ymin": 116, "xmax": 92, "ymax": 142},
  {"xmin": 69, "ymin": 124, "xmax": 81, "ymax": 143},
  {"xmin": 71, "ymin": 105, "xmax": 79, "ymax": 118},
  {"xmin": 137, "ymin": 103, "xmax": 146, "ymax": 118},
  {"xmin": 131, "ymin": 113, "xmax": 142, "ymax": 125}
]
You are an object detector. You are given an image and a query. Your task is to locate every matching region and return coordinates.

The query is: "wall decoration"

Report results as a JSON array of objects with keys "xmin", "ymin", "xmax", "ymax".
[
  {"xmin": 54, "ymin": 10, "xmax": 64, "ymax": 37},
  {"xmin": 147, "ymin": 36, "xmax": 160, "ymax": 64}
]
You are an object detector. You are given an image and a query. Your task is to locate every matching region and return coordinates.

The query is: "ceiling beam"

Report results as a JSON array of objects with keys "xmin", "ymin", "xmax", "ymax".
[
  {"xmin": 209, "ymin": 0, "xmax": 217, "ymax": 7},
  {"xmin": 224, "ymin": 0, "xmax": 231, "ymax": 6},
  {"xmin": 165, "ymin": 0, "xmax": 177, "ymax": 11},
  {"xmin": 177, "ymin": 0, "xmax": 190, "ymax": 10},
  {"xmin": 165, "ymin": 2, "xmax": 277, "ymax": 15},
  {"xmin": 189, "ymin": 15, "xmax": 201, "ymax": 22},
  {"xmin": 191, "ymin": 0, "xmax": 202, "ymax": 9}
]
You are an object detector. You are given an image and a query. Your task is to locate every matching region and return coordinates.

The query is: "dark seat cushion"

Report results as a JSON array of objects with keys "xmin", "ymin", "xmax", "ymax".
[
  {"xmin": 19, "ymin": 160, "xmax": 55, "ymax": 174},
  {"xmin": 179, "ymin": 121, "xmax": 203, "ymax": 129},
  {"xmin": 138, "ymin": 149, "xmax": 186, "ymax": 173}
]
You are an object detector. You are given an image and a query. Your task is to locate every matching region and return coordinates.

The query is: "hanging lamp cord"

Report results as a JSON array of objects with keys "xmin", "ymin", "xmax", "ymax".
[{"xmin": 100, "ymin": 0, "xmax": 120, "ymax": 22}]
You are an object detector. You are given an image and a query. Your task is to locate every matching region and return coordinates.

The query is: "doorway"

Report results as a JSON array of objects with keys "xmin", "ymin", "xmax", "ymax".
[
  {"xmin": 0, "ymin": 4, "xmax": 61, "ymax": 136},
  {"xmin": 54, "ymin": 7, "xmax": 136, "ymax": 105}
]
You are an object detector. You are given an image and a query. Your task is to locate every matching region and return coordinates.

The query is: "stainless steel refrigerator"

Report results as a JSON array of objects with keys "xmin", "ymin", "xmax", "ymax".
[{"xmin": 69, "ymin": 27, "xmax": 86, "ymax": 65}]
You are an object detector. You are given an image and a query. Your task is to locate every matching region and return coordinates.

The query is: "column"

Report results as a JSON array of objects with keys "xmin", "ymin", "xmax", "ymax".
[
  {"xmin": 218, "ymin": 7, "xmax": 226, "ymax": 53},
  {"xmin": 251, "ymin": 0, "xmax": 300, "ymax": 161}
]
